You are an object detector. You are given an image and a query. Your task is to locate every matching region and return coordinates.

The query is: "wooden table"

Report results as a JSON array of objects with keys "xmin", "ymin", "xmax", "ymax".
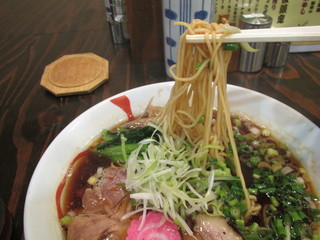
[{"xmin": 0, "ymin": 0, "xmax": 319, "ymax": 239}]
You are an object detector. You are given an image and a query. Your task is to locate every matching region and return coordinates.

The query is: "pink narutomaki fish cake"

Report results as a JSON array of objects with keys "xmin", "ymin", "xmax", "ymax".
[{"xmin": 126, "ymin": 212, "xmax": 181, "ymax": 240}]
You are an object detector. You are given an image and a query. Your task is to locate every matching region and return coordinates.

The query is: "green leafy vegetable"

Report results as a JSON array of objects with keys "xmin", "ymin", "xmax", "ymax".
[
  {"xmin": 94, "ymin": 126, "xmax": 158, "ymax": 163},
  {"xmin": 96, "ymin": 143, "xmax": 146, "ymax": 164},
  {"xmin": 97, "ymin": 126, "xmax": 158, "ymax": 149}
]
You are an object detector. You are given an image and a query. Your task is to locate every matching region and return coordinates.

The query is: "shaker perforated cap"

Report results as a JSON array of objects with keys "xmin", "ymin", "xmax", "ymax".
[{"xmin": 239, "ymin": 13, "xmax": 272, "ymax": 29}]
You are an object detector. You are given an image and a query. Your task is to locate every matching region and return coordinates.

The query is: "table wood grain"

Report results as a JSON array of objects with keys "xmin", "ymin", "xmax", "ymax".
[{"xmin": 0, "ymin": 0, "xmax": 319, "ymax": 239}]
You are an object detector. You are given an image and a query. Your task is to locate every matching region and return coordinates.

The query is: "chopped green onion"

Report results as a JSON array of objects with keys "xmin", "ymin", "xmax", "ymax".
[
  {"xmin": 60, "ymin": 215, "xmax": 71, "ymax": 225},
  {"xmin": 249, "ymin": 222, "xmax": 259, "ymax": 233},
  {"xmin": 230, "ymin": 207, "xmax": 241, "ymax": 219},
  {"xmin": 283, "ymin": 213, "xmax": 292, "ymax": 225},
  {"xmin": 291, "ymin": 222, "xmax": 302, "ymax": 238},
  {"xmin": 271, "ymin": 163, "xmax": 282, "ymax": 172},
  {"xmin": 223, "ymin": 42, "xmax": 240, "ymax": 51},
  {"xmin": 259, "ymin": 187, "xmax": 276, "ymax": 193},
  {"xmin": 214, "ymin": 168, "xmax": 231, "ymax": 177},
  {"xmin": 298, "ymin": 210, "xmax": 308, "ymax": 220},
  {"xmin": 275, "ymin": 218, "xmax": 286, "ymax": 237},
  {"xmin": 249, "ymin": 156, "xmax": 261, "ymax": 167},
  {"xmin": 267, "ymin": 148, "xmax": 279, "ymax": 156},
  {"xmin": 195, "ymin": 61, "xmax": 202, "ymax": 70},
  {"xmin": 270, "ymin": 196, "xmax": 279, "ymax": 207},
  {"xmin": 236, "ymin": 219, "xmax": 245, "ymax": 228},
  {"xmin": 268, "ymin": 175, "xmax": 274, "ymax": 184},
  {"xmin": 228, "ymin": 198, "xmax": 238, "ymax": 207},
  {"xmin": 289, "ymin": 211, "xmax": 302, "ymax": 221},
  {"xmin": 269, "ymin": 204, "xmax": 277, "ymax": 212},
  {"xmin": 234, "ymin": 118, "xmax": 241, "ymax": 127},
  {"xmin": 197, "ymin": 115, "xmax": 205, "ymax": 123},
  {"xmin": 237, "ymin": 142, "xmax": 252, "ymax": 154},
  {"xmin": 234, "ymin": 131, "xmax": 243, "ymax": 141},
  {"xmin": 248, "ymin": 188, "xmax": 258, "ymax": 195},
  {"xmin": 259, "ymin": 147, "xmax": 266, "ymax": 155},
  {"xmin": 311, "ymin": 209, "xmax": 320, "ymax": 221}
]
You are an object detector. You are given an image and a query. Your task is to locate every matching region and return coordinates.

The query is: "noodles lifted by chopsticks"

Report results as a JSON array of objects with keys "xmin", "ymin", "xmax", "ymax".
[{"xmin": 157, "ymin": 19, "xmax": 252, "ymax": 216}]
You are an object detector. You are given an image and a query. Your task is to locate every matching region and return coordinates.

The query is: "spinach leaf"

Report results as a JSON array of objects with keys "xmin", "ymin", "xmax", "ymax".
[{"xmin": 95, "ymin": 126, "xmax": 159, "ymax": 163}]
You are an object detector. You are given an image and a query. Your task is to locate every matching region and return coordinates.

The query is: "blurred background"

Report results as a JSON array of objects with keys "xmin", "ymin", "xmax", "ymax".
[{"xmin": 108, "ymin": 0, "xmax": 320, "ymax": 74}]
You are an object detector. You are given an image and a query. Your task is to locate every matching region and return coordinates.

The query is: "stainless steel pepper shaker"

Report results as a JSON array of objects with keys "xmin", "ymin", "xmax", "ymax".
[
  {"xmin": 104, "ymin": 0, "xmax": 129, "ymax": 44},
  {"xmin": 238, "ymin": 14, "xmax": 272, "ymax": 73},
  {"xmin": 264, "ymin": 42, "xmax": 291, "ymax": 67}
]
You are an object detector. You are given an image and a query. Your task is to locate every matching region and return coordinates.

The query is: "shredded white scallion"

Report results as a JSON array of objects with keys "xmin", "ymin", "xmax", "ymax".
[{"xmin": 124, "ymin": 125, "xmax": 229, "ymax": 234}]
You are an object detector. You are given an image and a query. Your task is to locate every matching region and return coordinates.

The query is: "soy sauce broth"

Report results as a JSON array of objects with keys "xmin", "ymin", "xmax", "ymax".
[{"xmin": 57, "ymin": 113, "xmax": 320, "ymax": 239}]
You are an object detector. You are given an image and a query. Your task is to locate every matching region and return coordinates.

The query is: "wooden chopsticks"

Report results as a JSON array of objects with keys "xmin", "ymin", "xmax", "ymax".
[{"xmin": 186, "ymin": 26, "xmax": 320, "ymax": 43}]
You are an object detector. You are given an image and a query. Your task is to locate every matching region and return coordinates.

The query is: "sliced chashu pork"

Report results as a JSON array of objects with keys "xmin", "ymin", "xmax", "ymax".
[
  {"xmin": 194, "ymin": 215, "xmax": 242, "ymax": 240},
  {"xmin": 67, "ymin": 167, "xmax": 135, "ymax": 240},
  {"xmin": 82, "ymin": 167, "xmax": 127, "ymax": 214},
  {"xmin": 67, "ymin": 213, "xmax": 131, "ymax": 240},
  {"xmin": 121, "ymin": 105, "xmax": 162, "ymax": 129}
]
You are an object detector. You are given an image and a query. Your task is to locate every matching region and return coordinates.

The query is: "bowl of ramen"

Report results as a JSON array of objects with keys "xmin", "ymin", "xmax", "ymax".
[
  {"xmin": 24, "ymin": 20, "xmax": 320, "ymax": 240},
  {"xmin": 24, "ymin": 82, "xmax": 320, "ymax": 240}
]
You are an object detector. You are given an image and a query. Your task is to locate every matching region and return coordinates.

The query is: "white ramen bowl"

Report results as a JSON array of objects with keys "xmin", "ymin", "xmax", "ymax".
[{"xmin": 24, "ymin": 82, "xmax": 320, "ymax": 240}]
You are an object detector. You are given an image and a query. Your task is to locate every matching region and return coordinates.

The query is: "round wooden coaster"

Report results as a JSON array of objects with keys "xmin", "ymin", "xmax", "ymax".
[{"xmin": 41, "ymin": 53, "xmax": 109, "ymax": 96}]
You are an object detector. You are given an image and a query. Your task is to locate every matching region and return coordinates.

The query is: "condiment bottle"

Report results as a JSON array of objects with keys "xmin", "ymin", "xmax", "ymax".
[
  {"xmin": 238, "ymin": 13, "xmax": 272, "ymax": 73},
  {"xmin": 264, "ymin": 42, "xmax": 291, "ymax": 68},
  {"xmin": 104, "ymin": 0, "xmax": 129, "ymax": 44}
]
